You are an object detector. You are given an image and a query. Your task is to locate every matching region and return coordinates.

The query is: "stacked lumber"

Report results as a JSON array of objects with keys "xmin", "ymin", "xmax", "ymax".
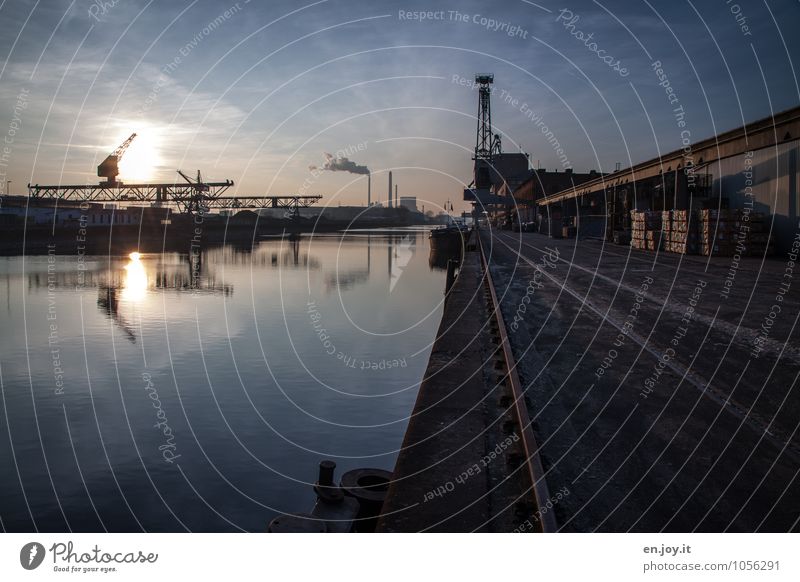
[
  {"xmin": 630, "ymin": 211, "xmax": 662, "ymax": 251},
  {"xmin": 699, "ymin": 210, "xmax": 775, "ymax": 256},
  {"xmin": 629, "ymin": 208, "xmax": 774, "ymax": 257},
  {"xmin": 665, "ymin": 210, "xmax": 699, "ymax": 254},
  {"xmin": 700, "ymin": 209, "xmax": 735, "ymax": 256}
]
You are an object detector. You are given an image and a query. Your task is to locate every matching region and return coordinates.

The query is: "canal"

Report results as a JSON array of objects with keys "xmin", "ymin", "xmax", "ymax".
[{"xmin": 0, "ymin": 227, "xmax": 445, "ymax": 532}]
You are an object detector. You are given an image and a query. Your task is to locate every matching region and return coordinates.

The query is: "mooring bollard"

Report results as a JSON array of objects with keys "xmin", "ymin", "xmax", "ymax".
[
  {"xmin": 311, "ymin": 460, "xmax": 359, "ymax": 532},
  {"xmin": 340, "ymin": 468, "xmax": 392, "ymax": 532},
  {"xmin": 315, "ymin": 459, "xmax": 344, "ymax": 503},
  {"xmin": 318, "ymin": 460, "xmax": 335, "ymax": 487}
]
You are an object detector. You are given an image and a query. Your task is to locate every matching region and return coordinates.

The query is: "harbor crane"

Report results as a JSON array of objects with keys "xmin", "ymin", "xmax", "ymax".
[
  {"xmin": 29, "ymin": 136, "xmax": 323, "ymax": 213},
  {"xmin": 97, "ymin": 133, "xmax": 137, "ymax": 186},
  {"xmin": 176, "ymin": 169, "xmax": 211, "ymax": 214}
]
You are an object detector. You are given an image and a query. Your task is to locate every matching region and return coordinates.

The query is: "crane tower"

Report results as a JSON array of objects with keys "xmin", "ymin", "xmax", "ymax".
[{"xmin": 473, "ymin": 75, "xmax": 500, "ymax": 189}]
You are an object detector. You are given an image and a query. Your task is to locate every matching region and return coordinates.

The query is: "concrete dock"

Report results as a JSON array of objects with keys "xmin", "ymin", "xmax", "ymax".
[
  {"xmin": 378, "ymin": 246, "xmax": 541, "ymax": 532},
  {"xmin": 380, "ymin": 228, "xmax": 800, "ymax": 532}
]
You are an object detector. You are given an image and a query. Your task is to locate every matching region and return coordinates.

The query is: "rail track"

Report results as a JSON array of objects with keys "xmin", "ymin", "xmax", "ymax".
[{"xmin": 477, "ymin": 231, "xmax": 557, "ymax": 532}]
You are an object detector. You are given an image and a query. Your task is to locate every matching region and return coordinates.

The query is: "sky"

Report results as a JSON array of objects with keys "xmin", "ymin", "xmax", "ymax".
[{"xmin": 0, "ymin": 0, "xmax": 798, "ymax": 213}]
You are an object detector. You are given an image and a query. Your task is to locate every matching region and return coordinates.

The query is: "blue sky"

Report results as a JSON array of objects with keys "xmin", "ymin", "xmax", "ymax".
[{"xmin": 1, "ymin": 0, "xmax": 798, "ymax": 212}]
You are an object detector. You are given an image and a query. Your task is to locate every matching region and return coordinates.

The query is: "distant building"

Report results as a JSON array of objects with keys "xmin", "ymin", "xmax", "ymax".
[
  {"xmin": 533, "ymin": 105, "xmax": 800, "ymax": 250},
  {"xmin": 0, "ymin": 196, "xmax": 148, "ymax": 226},
  {"xmin": 490, "ymin": 153, "xmax": 531, "ymax": 192},
  {"xmin": 399, "ymin": 196, "xmax": 417, "ymax": 212},
  {"xmin": 512, "ymin": 168, "xmax": 600, "ymax": 222}
]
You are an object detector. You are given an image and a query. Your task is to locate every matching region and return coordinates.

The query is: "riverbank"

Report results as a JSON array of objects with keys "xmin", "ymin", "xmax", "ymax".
[{"xmin": 0, "ymin": 215, "xmax": 430, "ymax": 255}]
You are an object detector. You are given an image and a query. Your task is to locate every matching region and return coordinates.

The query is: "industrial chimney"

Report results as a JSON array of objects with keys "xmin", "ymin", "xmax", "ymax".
[
  {"xmin": 395, "ymin": 184, "xmax": 398, "ymax": 208},
  {"xmin": 388, "ymin": 171, "xmax": 392, "ymax": 208},
  {"xmin": 367, "ymin": 173, "xmax": 371, "ymax": 206}
]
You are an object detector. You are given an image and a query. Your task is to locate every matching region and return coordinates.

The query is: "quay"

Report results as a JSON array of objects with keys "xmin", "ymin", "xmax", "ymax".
[
  {"xmin": 378, "ymin": 233, "xmax": 554, "ymax": 533},
  {"xmin": 379, "ymin": 228, "xmax": 800, "ymax": 531}
]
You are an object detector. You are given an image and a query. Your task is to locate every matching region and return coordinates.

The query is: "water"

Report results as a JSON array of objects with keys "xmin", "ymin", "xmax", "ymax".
[{"xmin": 0, "ymin": 228, "xmax": 446, "ymax": 532}]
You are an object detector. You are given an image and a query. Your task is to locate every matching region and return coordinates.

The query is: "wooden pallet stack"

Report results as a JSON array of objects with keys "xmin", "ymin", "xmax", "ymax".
[
  {"xmin": 629, "ymin": 208, "xmax": 774, "ymax": 257},
  {"xmin": 661, "ymin": 210, "xmax": 672, "ymax": 252},
  {"xmin": 666, "ymin": 210, "xmax": 699, "ymax": 254},
  {"xmin": 700, "ymin": 209, "xmax": 736, "ymax": 256},
  {"xmin": 630, "ymin": 211, "xmax": 662, "ymax": 251}
]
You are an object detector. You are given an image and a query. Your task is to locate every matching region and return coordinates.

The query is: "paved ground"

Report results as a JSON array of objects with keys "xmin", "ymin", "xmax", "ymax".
[{"xmin": 483, "ymin": 229, "xmax": 800, "ymax": 532}]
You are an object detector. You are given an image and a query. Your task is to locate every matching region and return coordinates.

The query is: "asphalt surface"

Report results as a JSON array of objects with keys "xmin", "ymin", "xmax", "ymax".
[{"xmin": 483, "ymin": 229, "xmax": 800, "ymax": 532}]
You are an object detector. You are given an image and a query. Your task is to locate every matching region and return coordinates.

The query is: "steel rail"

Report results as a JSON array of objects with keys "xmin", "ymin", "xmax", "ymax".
[{"xmin": 478, "ymin": 229, "xmax": 557, "ymax": 532}]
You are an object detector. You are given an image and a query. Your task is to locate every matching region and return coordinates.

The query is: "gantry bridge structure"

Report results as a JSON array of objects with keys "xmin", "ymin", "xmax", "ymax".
[{"xmin": 27, "ymin": 178, "xmax": 321, "ymax": 215}]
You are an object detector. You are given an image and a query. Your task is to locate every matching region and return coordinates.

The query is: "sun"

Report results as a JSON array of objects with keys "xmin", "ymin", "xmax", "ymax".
[{"xmin": 116, "ymin": 129, "xmax": 163, "ymax": 183}]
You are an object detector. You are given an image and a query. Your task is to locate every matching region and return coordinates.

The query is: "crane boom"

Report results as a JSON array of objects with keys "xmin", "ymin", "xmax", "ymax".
[
  {"xmin": 112, "ymin": 133, "xmax": 137, "ymax": 158},
  {"xmin": 97, "ymin": 133, "xmax": 137, "ymax": 186}
]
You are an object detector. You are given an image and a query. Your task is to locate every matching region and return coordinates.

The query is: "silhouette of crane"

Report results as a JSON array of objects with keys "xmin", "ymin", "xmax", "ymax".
[
  {"xmin": 177, "ymin": 169, "xmax": 211, "ymax": 214},
  {"xmin": 97, "ymin": 133, "xmax": 137, "ymax": 186}
]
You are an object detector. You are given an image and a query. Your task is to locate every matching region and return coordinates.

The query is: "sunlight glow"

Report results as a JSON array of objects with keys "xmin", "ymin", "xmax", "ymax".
[
  {"xmin": 121, "ymin": 252, "xmax": 148, "ymax": 302},
  {"xmin": 116, "ymin": 129, "xmax": 163, "ymax": 183}
]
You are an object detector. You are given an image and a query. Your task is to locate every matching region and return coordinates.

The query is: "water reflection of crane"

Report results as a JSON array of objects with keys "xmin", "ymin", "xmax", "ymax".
[
  {"xmin": 97, "ymin": 251, "xmax": 233, "ymax": 342},
  {"xmin": 269, "ymin": 238, "xmax": 320, "ymax": 269},
  {"xmin": 97, "ymin": 286, "xmax": 137, "ymax": 343}
]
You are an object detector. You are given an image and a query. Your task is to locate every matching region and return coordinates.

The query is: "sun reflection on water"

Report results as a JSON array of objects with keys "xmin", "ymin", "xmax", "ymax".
[{"xmin": 121, "ymin": 252, "xmax": 147, "ymax": 302}]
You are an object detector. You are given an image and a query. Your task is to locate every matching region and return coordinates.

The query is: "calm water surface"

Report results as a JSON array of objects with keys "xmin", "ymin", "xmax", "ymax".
[{"xmin": 0, "ymin": 228, "xmax": 445, "ymax": 531}]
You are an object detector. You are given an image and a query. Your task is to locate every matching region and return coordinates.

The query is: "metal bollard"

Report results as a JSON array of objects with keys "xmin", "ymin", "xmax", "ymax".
[
  {"xmin": 340, "ymin": 468, "xmax": 392, "ymax": 532},
  {"xmin": 315, "ymin": 459, "xmax": 344, "ymax": 503},
  {"xmin": 318, "ymin": 460, "xmax": 335, "ymax": 487}
]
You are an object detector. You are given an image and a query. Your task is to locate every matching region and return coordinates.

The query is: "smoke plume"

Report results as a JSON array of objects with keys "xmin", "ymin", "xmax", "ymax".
[{"xmin": 309, "ymin": 152, "xmax": 370, "ymax": 175}]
